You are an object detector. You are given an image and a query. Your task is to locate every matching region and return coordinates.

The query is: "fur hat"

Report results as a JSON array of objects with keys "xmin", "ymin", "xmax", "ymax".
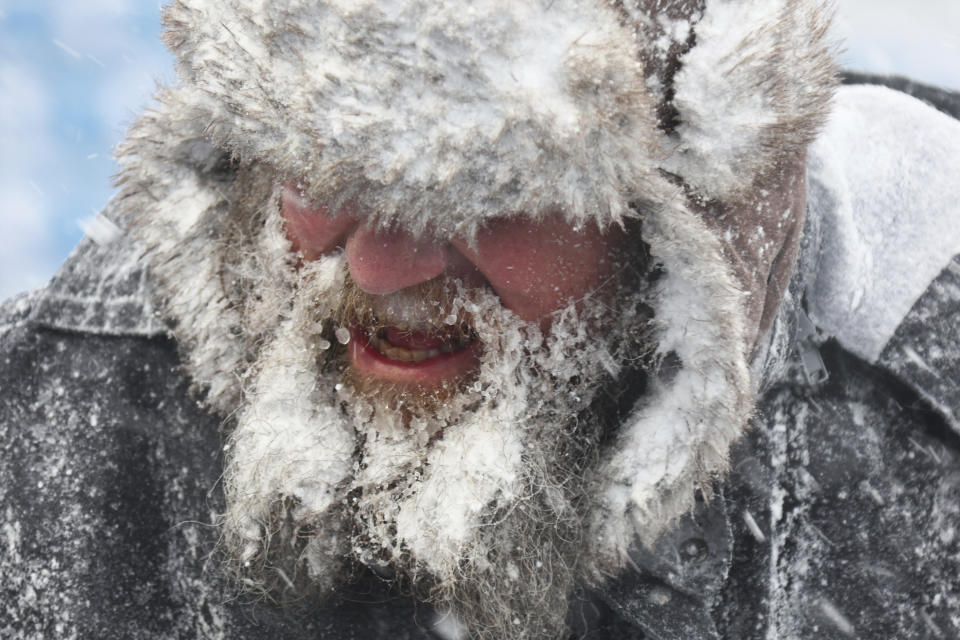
[
  {"xmin": 122, "ymin": 0, "xmax": 836, "ymax": 572},
  {"xmin": 158, "ymin": 0, "xmax": 834, "ymax": 235}
]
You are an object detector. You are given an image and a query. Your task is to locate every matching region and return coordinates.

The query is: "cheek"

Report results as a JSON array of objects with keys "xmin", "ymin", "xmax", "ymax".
[
  {"xmin": 452, "ymin": 218, "xmax": 621, "ymax": 324},
  {"xmin": 280, "ymin": 183, "xmax": 356, "ymax": 260}
]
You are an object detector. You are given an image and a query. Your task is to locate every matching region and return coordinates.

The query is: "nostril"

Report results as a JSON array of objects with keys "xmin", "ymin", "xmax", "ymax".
[{"xmin": 345, "ymin": 226, "xmax": 449, "ymax": 295}]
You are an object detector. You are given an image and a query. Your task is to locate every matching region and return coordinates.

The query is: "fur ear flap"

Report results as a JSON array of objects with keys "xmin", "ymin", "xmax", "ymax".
[{"xmin": 660, "ymin": 0, "xmax": 837, "ymax": 200}]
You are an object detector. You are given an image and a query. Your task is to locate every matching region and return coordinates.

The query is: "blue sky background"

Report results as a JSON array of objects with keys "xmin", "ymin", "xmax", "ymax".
[{"xmin": 1, "ymin": 0, "xmax": 958, "ymax": 300}]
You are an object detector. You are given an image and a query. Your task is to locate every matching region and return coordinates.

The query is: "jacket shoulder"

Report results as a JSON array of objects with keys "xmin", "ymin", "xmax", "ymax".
[
  {"xmin": 723, "ymin": 342, "xmax": 960, "ymax": 638},
  {"xmin": 23, "ymin": 231, "xmax": 168, "ymax": 338},
  {"xmin": 0, "ymin": 289, "xmax": 43, "ymax": 337},
  {"xmin": 878, "ymin": 255, "xmax": 960, "ymax": 433}
]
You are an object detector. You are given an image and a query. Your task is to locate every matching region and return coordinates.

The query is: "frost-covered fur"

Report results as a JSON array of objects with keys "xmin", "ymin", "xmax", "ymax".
[
  {"xmin": 588, "ymin": 196, "xmax": 752, "ymax": 572},
  {"xmin": 118, "ymin": 0, "xmax": 835, "ymax": 636},
  {"xmin": 661, "ymin": 0, "xmax": 836, "ymax": 199},
  {"xmin": 161, "ymin": 0, "xmax": 833, "ymax": 234},
  {"xmin": 162, "ymin": 0, "xmax": 662, "ymax": 237}
]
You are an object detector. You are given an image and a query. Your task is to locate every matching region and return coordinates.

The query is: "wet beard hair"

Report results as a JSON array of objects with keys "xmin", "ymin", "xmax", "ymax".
[{"xmin": 218, "ymin": 205, "xmax": 654, "ymax": 639}]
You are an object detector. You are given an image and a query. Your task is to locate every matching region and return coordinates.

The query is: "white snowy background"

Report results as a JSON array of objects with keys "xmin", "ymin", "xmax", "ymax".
[{"xmin": 0, "ymin": 0, "xmax": 957, "ymax": 300}]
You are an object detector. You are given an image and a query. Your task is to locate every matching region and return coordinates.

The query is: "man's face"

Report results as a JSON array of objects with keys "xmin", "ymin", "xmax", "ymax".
[
  {"xmin": 213, "ymin": 178, "xmax": 651, "ymax": 639},
  {"xmin": 280, "ymin": 182, "xmax": 626, "ymax": 392}
]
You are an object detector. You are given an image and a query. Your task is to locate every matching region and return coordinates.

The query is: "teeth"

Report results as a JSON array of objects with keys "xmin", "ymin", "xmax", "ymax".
[{"xmin": 366, "ymin": 330, "xmax": 470, "ymax": 363}]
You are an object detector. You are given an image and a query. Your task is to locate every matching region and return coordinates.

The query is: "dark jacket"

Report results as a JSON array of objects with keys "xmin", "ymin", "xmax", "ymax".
[{"xmin": 2, "ymin": 79, "xmax": 959, "ymax": 640}]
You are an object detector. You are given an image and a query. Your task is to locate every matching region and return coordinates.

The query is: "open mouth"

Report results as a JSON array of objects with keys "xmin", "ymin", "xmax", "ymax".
[
  {"xmin": 348, "ymin": 325, "xmax": 480, "ymax": 388},
  {"xmin": 365, "ymin": 326, "xmax": 474, "ymax": 362}
]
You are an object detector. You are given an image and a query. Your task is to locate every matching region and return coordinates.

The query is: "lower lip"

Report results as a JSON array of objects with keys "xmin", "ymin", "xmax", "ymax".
[{"xmin": 348, "ymin": 327, "xmax": 481, "ymax": 388}]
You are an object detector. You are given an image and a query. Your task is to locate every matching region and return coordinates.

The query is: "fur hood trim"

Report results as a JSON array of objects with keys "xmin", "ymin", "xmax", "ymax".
[
  {"xmin": 119, "ymin": 0, "xmax": 834, "ymax": 578},
  {"xmin": 162, "ymin": 0, "xmax": 834, "ymax": 235}
]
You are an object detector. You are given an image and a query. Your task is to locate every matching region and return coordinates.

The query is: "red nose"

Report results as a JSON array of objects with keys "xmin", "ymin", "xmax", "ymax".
[{"xmin": 345, "ymin": 225, "xmax": 449, "ymax": 295}]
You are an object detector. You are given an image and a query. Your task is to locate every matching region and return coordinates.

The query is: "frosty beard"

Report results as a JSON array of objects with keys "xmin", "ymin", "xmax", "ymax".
[{"xmin": 212, "ymin": 206, "xmax": 652, "ymax": 639}]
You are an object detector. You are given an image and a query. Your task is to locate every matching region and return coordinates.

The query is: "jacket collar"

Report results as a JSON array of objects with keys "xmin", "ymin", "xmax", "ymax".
[{"xmin": 29, "ymin": 232, "xmax": 168, "ymax": 338}]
